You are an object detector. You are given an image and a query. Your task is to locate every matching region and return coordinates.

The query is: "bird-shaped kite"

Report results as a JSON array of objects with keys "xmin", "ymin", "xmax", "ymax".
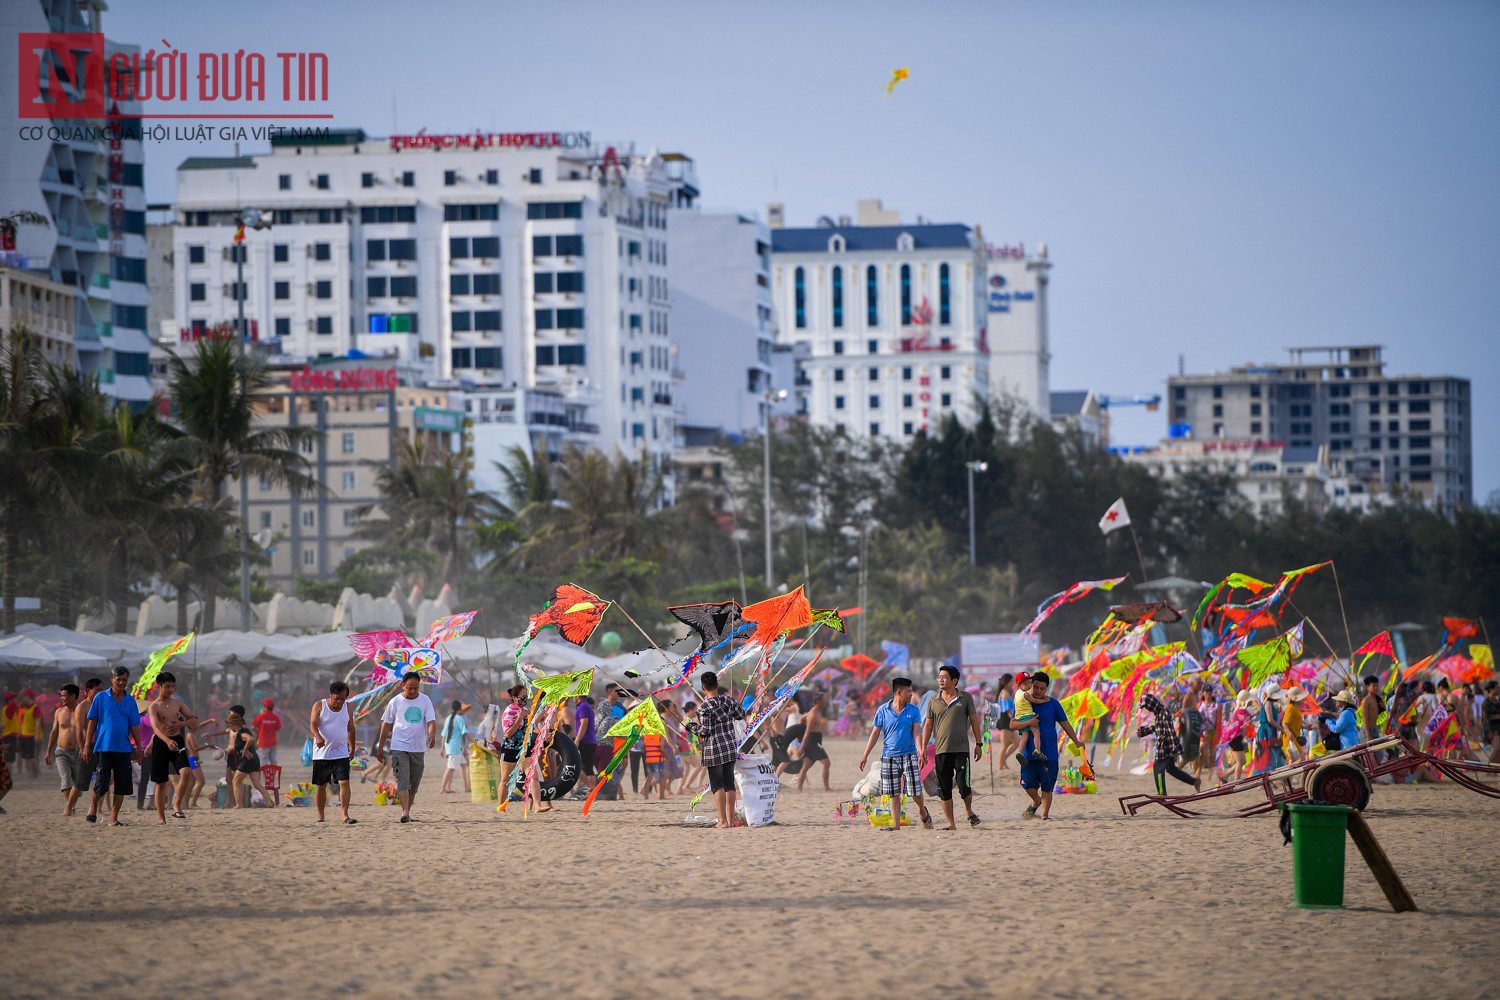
[
  {"xmin": 668, "ymin": 601, "xmax": 746, "ymax": 653},
  {"xmin": 346, "ymin": 629, "xmax": 410, "ymax": 660},
  {"xmin": 527, "ymin": 584, "xmax": 610, "ymax": 646},
  {"xmin": 885, "ymin": 67, "xmax": 909, "ymax": 97}
]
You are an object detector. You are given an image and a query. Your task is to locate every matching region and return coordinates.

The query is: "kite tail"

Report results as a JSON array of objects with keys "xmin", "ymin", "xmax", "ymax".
[
  {"xmin": 520, "ymin": 704, "xmax": 559, "ymax": 819},
  {"xmin": 582, "ymin": 728, "xmax": 641, "ymax": 817},
  {"xmin": 688, "ymin": 781, "xmax": 710, "ymax": 810},
  {"xmin": 659, "ymin": 651, "xmax": 703, "ymax": 694}
]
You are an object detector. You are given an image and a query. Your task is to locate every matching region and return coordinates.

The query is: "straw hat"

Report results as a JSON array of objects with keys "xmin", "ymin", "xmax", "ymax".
[
  {"xmin": 1285, "ymin": 685, "xmax": 1308, "ymax": 701},
  {"xmin": 1333, "ymin": 690, "xmax": 1357, "ymax": 706},
  {"xmin": 1234, "ymin": 689, "xmax": 1257, "ymax": 708}
]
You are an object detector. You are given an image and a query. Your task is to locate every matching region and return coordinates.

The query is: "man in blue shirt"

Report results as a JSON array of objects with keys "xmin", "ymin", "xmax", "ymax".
[
  {"xmin": 81, "ymin": 666, "xmax": 143, "ymax": 826},
  {"xmin": 1009, "ymin": 671, "xmax": 1085, "ymax": 820},
  {"xmin": 859, "ymin": 677, "xmax": 931, "ymax": 830}
]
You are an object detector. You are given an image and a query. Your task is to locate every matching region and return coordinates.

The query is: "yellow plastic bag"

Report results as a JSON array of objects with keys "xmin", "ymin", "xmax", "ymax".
[{"xmin": 469, "ymin": 743, "xmax": 500, "ymax": 803}]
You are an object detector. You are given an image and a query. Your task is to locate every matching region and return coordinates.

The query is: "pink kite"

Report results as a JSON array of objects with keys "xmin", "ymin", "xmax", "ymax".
[{"xmin": 347, "ymin": 629, "xmax": 411, "ymax": 660}]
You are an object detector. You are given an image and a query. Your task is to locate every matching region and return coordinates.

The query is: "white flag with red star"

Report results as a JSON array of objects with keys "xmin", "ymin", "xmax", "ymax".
[{"xmin": 1098, "ymin": 498, "xmax": 1131, "ymax": 535}]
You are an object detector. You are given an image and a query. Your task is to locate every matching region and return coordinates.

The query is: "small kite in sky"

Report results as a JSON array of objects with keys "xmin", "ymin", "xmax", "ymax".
[{"xmin": 884, "ymin": 67, "xmax": 909, "ymax": 97}]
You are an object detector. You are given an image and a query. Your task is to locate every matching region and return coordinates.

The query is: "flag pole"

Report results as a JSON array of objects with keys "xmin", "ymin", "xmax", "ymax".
[{"xmin": 1127, "ymin": 523, "xmax": 1150, "ymax": 586}]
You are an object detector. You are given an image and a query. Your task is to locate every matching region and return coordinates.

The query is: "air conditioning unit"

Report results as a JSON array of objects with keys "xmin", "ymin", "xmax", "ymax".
[
  {"xmin": 306, "ymin": 283, "xmax": 316, "ymax": 295},
  {"xmin": 305, "ymin": 245, "xmax": 315, "ymax": 257},
  {"xmin": 479, "ymin": 295, "xmax": 491, "ymax": 302},
  {"xmin": 307, "ymin": 319, "xmax": 317, "ymax": 331},
  {"xmin": 397, "ymin": 297, "xmax": 409, "ymax": 305}
]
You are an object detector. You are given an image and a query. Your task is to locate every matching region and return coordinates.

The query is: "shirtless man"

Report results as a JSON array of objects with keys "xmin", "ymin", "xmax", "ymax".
[
  {"xmin": 146, "ymin": 672, "xmax": 199, "ymax": 824},
  {"xmin": 795, "ymin": 691, "xmax": 833, "ymax": 792},
  {"xmin": 44, "ymin": 684, "xmax": 83, "ymax": 815}
]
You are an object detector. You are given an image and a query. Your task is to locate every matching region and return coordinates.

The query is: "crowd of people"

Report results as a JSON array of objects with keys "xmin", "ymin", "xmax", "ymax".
[{"xmin": 3, "ymin": 660, "xmax": 1497, "ymax": 825}]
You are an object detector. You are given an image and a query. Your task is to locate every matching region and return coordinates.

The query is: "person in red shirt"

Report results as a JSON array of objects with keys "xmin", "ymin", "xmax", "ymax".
[{"xmin": 252, "ymin": 699, "xmax": 283, "ymax": 766}]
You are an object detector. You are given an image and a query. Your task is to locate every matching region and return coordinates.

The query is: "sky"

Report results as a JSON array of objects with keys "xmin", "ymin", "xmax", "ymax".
[{"xmin": 102, "ymin": 0, "xmax": 1500, "ymax": 499}]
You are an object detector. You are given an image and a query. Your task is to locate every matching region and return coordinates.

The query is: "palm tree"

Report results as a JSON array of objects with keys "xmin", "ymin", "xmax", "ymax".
[
  {"xmin": 355, "ymin": 434, "xmax": 500, "ymax": 588},
  {"xmin": 0, "ymin": 327, "xmax": 60, "ymax": 632},
  {"xmin": 165, "ymin": 337, "xmax": 321, "ymax": 627}
]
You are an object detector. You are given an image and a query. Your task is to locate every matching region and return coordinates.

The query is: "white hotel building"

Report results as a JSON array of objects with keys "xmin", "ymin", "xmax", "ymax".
[
  {"xmin": 770, "ymin": 212, "xmax": 992, "ymax": 438},
  {"xmin": 171, "ymin": 128, "xmax": 683, "ymax": 473}
]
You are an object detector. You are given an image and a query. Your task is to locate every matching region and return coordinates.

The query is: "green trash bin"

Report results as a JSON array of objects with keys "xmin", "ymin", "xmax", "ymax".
[{"xmin": 1282, "ymin": 802, "xmax": 1352, "ymax": 909}]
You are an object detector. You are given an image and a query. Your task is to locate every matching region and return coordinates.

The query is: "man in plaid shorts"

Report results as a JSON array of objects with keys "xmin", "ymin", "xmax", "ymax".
[
  {"xmin": 685, "ymin": 671, "xmax": 745, "ymax": 830},
  {"xmin": 858, "ymin": 677, "xmax": 930, "ymax": 830}
]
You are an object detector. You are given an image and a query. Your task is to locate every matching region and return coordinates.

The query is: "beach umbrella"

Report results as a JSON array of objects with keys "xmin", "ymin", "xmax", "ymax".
[
  {"xmin": 13, "ymin": 624, "xmax": 149, "ymax": 666},
  {"xmin": 0, "ymin": 635, "xmax": 110, "ymax": 670}
]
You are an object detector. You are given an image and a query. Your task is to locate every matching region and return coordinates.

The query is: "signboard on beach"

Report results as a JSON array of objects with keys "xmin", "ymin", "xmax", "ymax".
[{"xmin": 960, "ymin": 632, "xmax": 1039, "ymax": 683}]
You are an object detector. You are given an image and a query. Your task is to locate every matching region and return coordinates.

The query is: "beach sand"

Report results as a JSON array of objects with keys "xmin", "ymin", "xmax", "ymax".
[{"xmin": 1, "ymin": 747, "xmax": 1496, "ymax": 999}]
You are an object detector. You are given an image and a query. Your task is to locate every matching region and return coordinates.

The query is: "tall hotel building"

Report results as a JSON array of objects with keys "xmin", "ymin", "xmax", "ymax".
[
  {"xmin": 171, "ymin": 129, "xmax": 685, "ymax": 473},
  {"xmin": 1167, "ymin": 345, "xmax": 1472, "ymax": 509},
  {"xmin": 770, "ymin": 205, "xmax": 991, "ymax": 439},
  {"xmin": 1, "ymin": 0, "xmax": 152, "ymax": 409}
]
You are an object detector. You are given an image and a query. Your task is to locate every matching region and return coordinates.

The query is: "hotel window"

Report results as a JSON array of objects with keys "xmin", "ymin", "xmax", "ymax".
[
  {"xmin": 259, "ymin": 511, "xmax": 272, "ymax": 528},
  {"xmin": 474, "ymin": 347, "xmax": 501, "ymax": 368},
  {"xmin": 273, "ymin": 281, "xmax": 290, "ymax": 300},
  {"xmin": 313, "ymin": 243, "xmax": 331, "ymax": 261},
  {"xmin": 485, "ymin": 169, "xmax": 499, "ymax": 185},
  {"xmin": 188, "ymin": 245, "xmax": 205, "ymax": 264},
  {"xmin": 866, "ymin": 265, "xmax": 879, "ymax": 325},
  {"xmin": 833, "ymin": 368, "xmax": 845, "ymax": 382},
  {"xmin": 273, "ymin": 243, "xmax": 289, "ymax": 263},
  {"xmin": 361, "ymin": 172, "xmax": 375, "ymax": 188},
  {"xmin": 302, "ymin": 547, "xmax": 315, "ymax": 567},
  {"xmin": 343, "ymin": 509, "xmax": 358, "ymax": 526},
  {"xmin": 903, "ymin": 394, "xmax": 913, "ymax": 407},
  {"xmin": 314, "ymin": 316, "xmax": 333, "ymax": 335},
  {"xmin": 831, "ymin": 265, "xmax": 844, "ymax": 328},
  {"xmin": 275, "ymin": 317, "xmax": 290, "ymax": 337},
  {"xmin": 526, "ymin": 201, "xmax": 583, "ymax": 220},
  {"xmin": 298, "ymin": 437, "xmax": 315, "ymax": 455},
  {"xmin": 444, "ymin": 170, "xmax": 458, "ymax": 186},
  {"xmin": 315, "ymin": 280, "xmax": 332, "ymax": 299},
  {"xmin": 941, "ymin": 393, "xmax": 952, "ymax": 407},
  {"xmin": 556, "ymin": 308, "xmax": 584, "ymax": 328},
  {"xmin": 190, "ymin": 283, "xmax": 205, "ymax": 302},
  {"xmin": 342, "ymin": 432, "xmax": 356, "ymax": 453},
  {"xmin": 556, "ymin": 272, "xmax": 584, "ymax": 293},
  {"xmin": 556, "ymin": 235, "xmax": 584, "ymax": 256},
  {"xmin": 315, "ymin": 174, "xmax": 329, "ymax": 190},
  {"xmin": 833, "ymin": 340, "xmax": 844, "ymax": 355},
  {"xmin": 302, "ymin": 510, "xmax": 315, "ymax": 527},
  {"xmin": 869, "ymin": 395, "xmax": 880, "ymax": 408},
  {"xmin": 368, "ymin": 277, "xmax": 387, "ymax": 297},
  {"xmin": 388, "ymin": 239, "xmax": 417, "ymax": 261},
  {"xmin": 835, "ymin": 396, "xmax": 845, "ymax": 410},
  {"xmin": 366, "ymin": 239, "xmax": 386, "ymax": 261},
  {"xmin": 900, "ymin": 264, "xmax": 911, "ymax": 325},
  {"xmin": 794, "ymin": 267, "xmax": 806, "ymax": 329},
  {"xmin": 471, "ymin": 237, "xmax": 499, "ymax": 258},
  {"xmin": 342, "ymin": 471, "xmax": 356, "ymax": 491},
  {"xmin": 389, "ymin": 276, "xmax": 417, "ymax": 297},
  {"xmin": 450, "ymin": 274, "xmax": 470, "ymax": 295},
  {"xmin": 449, "ymin": 238, "xmax": 469, "ymax": 259},
  {"xmin": 452, "ymin": 347, "xmax": 472, "ymax": 367},
  {"xmin": 279, "ymin": 174, "xmax": 291, "ymax": 190},
  {"xmin": 868, "ymin": 366, "xmax": 878, "ymax": 381},
  {"xmin": 870, "ymin": 422, "xmax": 880, "ymax": 436},
  {"xmin": 939, "ymin": 263, "xmax": 951, "ymax": 324},
  {"xmin": 474, "ymin": 310, "xmax": 501, "ymax": 331},
  {"xmin": 401, "ymin": 171, "xmax": 415, "ymax": 187}
]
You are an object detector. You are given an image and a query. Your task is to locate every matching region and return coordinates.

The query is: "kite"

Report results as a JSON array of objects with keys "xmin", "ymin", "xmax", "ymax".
[
  {"xmin": 1107, "ymin": 602, "xmax": 1183, "ymax": 624},
  {"xmin": 347, "ymin": 629, "xmax": 410, "ymax": 660},
  {"xmin": 839, "ymin": 653, "xmax": 883, "ymax": 684},
  {"xmin": 1060, "ymin": 688, "xmax": 1110, "ymax": 721},
  {"xmin": 582, "ymin": 726, "xmax": 641, "ymax": 818},
  {"xmin": 884, "ymin": 67, "xmax": 909, "ymax": 97},
  {"xmin": 1441, "ymin": 617, "xmax": 1480, "ymax": 640},
  {"xmin": 740, "ymin": 587, "xmax": 814, "ymax": 648},
  {"xmin": 1354, "ymin": 632, "xmax": 1395, "ymax": 659},
  {"xmin": 1022, "ymin": 577, "xmax": 1127, "ymax": 636},
  {"xmin": 1236, "ymin": 624, "xmax": 1305, "ymax": 687},
  {"xmin": 132, "ymin": 633, "xmax": 193, "ymax": 698},
  {"xmin": 808, "ymin": 608, "xmax": 850, "ymax": 633},
  {"xmin": 668, "ymin": 601, "xmax": 746, "ymax": 653},
  {"xmin": 420, "ymin": 611, "xmax": 478, "ymax": 648},
  {"xmin": 527, "ymin": 585, "xmax": 610, "ymax": 646},
  {"xmin": 375, "ymin": 646, "xmax": 442, "ymax": 683},
  {"xmin": 743, "ymin": 645, "xmax": 830, "ymax": 746},
  {"xmin": 880, "ymin": 640, "xmax": 910, "ymax": 669},
  {"xmin": 530, "ymin": 668, "xmax": 596, "ymax": 705},
  {"xmin": 605, "ymin": 696, "xmax": 667, "ymax": 738}
]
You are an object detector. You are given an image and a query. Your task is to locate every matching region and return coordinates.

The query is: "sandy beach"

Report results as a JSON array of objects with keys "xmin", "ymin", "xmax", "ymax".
[{"xmin": 2, "ymin": 747, "xmax": 1497, "ymax": 1000}]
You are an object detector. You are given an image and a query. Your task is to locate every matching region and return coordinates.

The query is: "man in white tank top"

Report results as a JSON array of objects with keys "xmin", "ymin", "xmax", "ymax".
[{"xmin": 310, "ymin": 681, "xmax": 357, "ymax": 824}]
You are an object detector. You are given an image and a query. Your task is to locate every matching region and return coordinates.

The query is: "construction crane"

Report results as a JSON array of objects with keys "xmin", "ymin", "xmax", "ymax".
[{"xmin": 1096, "ymin": 394, "xmax": 1162, "ymax": 448}]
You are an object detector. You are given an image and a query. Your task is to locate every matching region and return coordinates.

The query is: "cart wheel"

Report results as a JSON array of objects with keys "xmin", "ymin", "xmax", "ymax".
[{"xmin": 1308, "ymin": 761, "xmax": 1371, "ymax": 811}]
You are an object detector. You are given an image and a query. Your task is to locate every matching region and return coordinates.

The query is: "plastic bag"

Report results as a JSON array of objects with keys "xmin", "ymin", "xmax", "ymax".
[
  {"xmin": 300, "ymin": 737, "xmax": 314, "ymax": 767},
  {"xmin": 469, "ymin": 743, "xmax": 500, "ymax": 803}
]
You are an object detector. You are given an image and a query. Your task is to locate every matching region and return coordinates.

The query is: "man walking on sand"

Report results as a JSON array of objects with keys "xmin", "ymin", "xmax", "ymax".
[
  {"xmin": 253, "ymin": 699, "xmax": 282, "ymax": 766},
  {"xmin": 921, "ymin": 665, "xmax": 984, "ymax": 829},
  {"xmin": 685, "ymin": 671, "xmax": 745, "ymax": 829},
  {"xmin": 859, "ymin": 677, "xmax": 930, "ymax": 831},
  {"xmin": 44, "ymin": 684, "xmax": 82, "ymax": 815},
  {"xmin": 82, "ymin": 667, "xmax": 144, "ymax": 826},
  {"xmin": 794, "ymin": 690, "xmax": 833, "ymax": 792},
  {"xmin": 1009, "ymin": 671, "xmax": 1084, "ymax": 821},
  {"xmin": 146, "ymin": 672, "xmax": 200, "ymax": 824},
  {"xmin": 375, "ymin": 673, "xmax": 436, "ymax": 824},
  {"xmin": 310, "ymin": 681, "xmax": 357, "ymax": 825}
]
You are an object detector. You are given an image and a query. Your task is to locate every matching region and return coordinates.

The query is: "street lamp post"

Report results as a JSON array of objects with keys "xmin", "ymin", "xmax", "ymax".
[
  {"xmin": 965, "ymin": 460, "xmax": 988, "ymax": 566},
  {"xmin": 235, "ymin": 209, "xmax": 272, "ymax": 631},
  {"xmin": 762, "ymin": 385, "xmax": 788, "ymax": 590}
]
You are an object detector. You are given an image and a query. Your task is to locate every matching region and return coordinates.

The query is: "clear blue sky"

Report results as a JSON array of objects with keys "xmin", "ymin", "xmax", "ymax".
[{"xmin": 108, "ymin": 0, "xmax": 1500, "ymax": 500}]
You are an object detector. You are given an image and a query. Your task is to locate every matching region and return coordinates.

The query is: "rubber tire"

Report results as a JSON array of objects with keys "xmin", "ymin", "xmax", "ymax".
[
  {"xmin": 536, "ymin": 729, "xmax": 582, "ymax": 802},
  {"xmin": 1307, "ymin": 761, "xmax": 1371, "ymax": 811}
]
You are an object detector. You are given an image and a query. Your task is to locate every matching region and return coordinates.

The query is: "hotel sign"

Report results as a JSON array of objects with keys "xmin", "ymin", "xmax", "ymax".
[{"xmin": 288, "ymin": 367, "xmax": 398, "ymax": 393}]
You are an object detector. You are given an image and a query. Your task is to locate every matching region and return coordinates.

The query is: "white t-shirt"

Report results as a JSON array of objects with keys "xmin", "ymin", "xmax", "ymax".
[
  {"xmin": 381, "ymin": 692, "xmax": 435, "ymax": 752},
  {"xmin": 313, "ymin": 699, "xmax": 351, "ymax": 760}
]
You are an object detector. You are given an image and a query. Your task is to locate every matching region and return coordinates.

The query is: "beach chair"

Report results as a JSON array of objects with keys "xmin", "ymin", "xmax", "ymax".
[{"xmin": 260, "ymin": 764, "xmax": 282, "ymax": 806}]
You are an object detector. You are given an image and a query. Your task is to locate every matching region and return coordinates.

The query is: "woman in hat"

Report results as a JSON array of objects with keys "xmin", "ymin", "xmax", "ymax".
[
  {"xmin": 1326, "ymin": 689, "xmax": 1362, "ymax": 751},
  {"xmin": 1253, "ymin": 688, "xmax": 1286, "ymax": 774},
  {"xmin": 1281, "ymin": 686, "xmax": 1308, "ymax": 763},
  {"xmin": 439, "ymin": 700, "xmax": 472, "ymax": 794}
]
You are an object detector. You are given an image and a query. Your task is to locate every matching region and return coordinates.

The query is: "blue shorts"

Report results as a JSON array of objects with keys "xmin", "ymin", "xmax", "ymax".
[{"xmin": 1020, "ymin": 758, "xmax": 1060, "ymax": 792}]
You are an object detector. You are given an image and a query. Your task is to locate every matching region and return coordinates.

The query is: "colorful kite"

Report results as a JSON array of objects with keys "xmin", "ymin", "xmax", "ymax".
[
  {"xmin": 526, "ymin": 585, "xmax": 610, "ymax": 646},
  {"xmin": 375, "ymin": 646, "xmax": 442, "ymax": 683},
  {"xmin": 605, "ymin": 696, "xmax": 667, "ymax": 738},
  {"xmin": 1022, "ymin": 576, "xmax": 1127, "ymax": 636},
  {"xmin": 880, "ymin": 640, "xmax": 910, "ymax": 669},
  {"xmin": 531, "ymin": 668, "xmax": 596, "ymax": 705},
  {"xmin": 808, "ymin": 608, "xmax": 850, "ymax": 633},
  {"xmin": 884, "ymin": 67, "xmax": 909, "ymax": 97},
  {"xmin": 132, "ymin": 633, "xmax": 193, "ymax": 698},
  {"xmin": 346, "ymin": 629, "xmax": 410, "ymax": 660},
  {"xmin": 420, "ymin": 610, "xmax": 478, "ymax": 648}
]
